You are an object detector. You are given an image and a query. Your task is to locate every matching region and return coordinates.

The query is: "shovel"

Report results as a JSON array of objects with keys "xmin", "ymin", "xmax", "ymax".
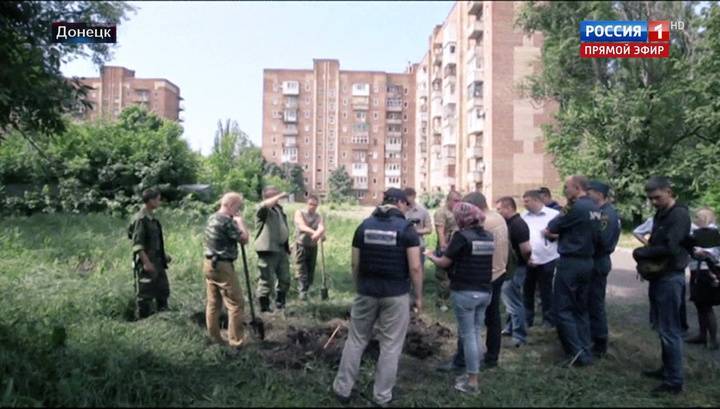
[
  {"xmin": 320, "ymin": 240, "xmax": 329, "ymax": 301},
  {"xmin": 240, "ymin": 243, "xmax": 265, "ymax": 340}
]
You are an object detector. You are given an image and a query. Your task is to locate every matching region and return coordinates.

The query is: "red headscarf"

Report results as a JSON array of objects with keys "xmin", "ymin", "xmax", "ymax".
[{"xmin": 452, "ymin": 202, "xmax": 485, "ymax": 229}]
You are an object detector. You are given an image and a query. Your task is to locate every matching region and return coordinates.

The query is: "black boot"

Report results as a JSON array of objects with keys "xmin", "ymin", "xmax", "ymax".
[
  {"xmin": 276, "ymin": 291, "xmax": 286, "ymax": 310},
  {"xmin": 259, "ymin": 296, "xmax": 272, "ymax": 313},
  {"xmin": 137, "ymin": 300, "xmax": 153, "ymax": 320},
  {"xmin": 156, "ymin": 298, "xmax": 168, "ymax": 312}
]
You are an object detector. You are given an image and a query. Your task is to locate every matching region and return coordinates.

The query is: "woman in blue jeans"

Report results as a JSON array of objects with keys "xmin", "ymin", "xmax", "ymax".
[{"xmin": 426, "ymin": 202, "xmax": 495, "ymax": 393}]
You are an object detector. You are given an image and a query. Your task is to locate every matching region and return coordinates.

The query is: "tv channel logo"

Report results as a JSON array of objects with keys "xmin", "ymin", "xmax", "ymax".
[{"xmin": 580, "ymin": 20, "xmax": 670, "ymax": 43}]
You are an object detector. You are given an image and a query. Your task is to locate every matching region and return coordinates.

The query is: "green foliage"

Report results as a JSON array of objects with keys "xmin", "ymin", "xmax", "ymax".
[
  {"xmin": 420, "ymin": 190, "xmax": 445, "ymax": 210},
  {"xmin": 263, "ymin": 162, "xmax": 305, "ymax": 197},
  {"xmin": 0, "ymin": 106, "xmax": 199, "ymax": 215},
  {"xmin": 327, "ymin": 166, "xmax": 353, "ymax": 203},
  {"xmin": 516, "ymin": 1, "xmax": 718, "ymax": 220},
  {"xmin": 0, "ymin": 1, "xmax": 134, "ymax": 139}
]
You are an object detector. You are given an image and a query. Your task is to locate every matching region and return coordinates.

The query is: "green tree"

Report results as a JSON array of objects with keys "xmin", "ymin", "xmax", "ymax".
[
  {"xmin": 327, "ymin": 166, "xmax": 353, "ymax": 203},
  {"xmin": 516, "ymin": 1, "xmax": 709, "ymax": 221},
  {"xmin": 0, "ymin": 1, "xmax": 134, "ymax": 142},
  {"xmin": 203, "ymin": 119, "xmax": 263, "ymax": 201}
]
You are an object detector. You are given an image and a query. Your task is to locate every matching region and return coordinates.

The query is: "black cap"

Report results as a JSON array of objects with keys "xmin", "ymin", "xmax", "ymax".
[
  {"xmin": 383, "ymin": 188, "xmax": 408, "ymax": 204},
  {"xmin": 588, "ymin": 180, "xmax": 610, "ymax": 196}
]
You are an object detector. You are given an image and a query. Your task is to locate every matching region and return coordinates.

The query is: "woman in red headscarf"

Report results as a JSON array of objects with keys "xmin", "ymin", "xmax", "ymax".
[{"xmin": 426, "ymin": 202, "xmax": 495, "ymax": 394}]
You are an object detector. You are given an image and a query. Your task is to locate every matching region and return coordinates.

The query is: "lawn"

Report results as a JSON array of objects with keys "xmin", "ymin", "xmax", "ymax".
[{"xmin": 0, "ymin": 205, "xmax": 718, "ymax": 407}]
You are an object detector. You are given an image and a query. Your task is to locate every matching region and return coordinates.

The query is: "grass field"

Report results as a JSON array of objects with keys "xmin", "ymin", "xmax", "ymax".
[{"xmin": 0, "ymin": 204, "xmax": 718, "ymax": 407}]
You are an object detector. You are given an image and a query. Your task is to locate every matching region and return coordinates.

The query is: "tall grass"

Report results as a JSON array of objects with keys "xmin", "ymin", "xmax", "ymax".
[{"xmin": 0, "ymin": 209, "xmax": 718, "ymax": 407}]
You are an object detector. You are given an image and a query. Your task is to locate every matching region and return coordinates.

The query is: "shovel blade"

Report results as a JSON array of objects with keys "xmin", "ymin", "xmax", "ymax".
[{"xmin": 321, "ymin": 287, "xmax": 329, "ymax": 301}]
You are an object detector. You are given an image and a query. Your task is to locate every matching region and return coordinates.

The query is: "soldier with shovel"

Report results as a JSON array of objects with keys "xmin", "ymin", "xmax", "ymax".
[{"xmin": 293, "ymin": 195, "xmax": 326, "ymax": 301}]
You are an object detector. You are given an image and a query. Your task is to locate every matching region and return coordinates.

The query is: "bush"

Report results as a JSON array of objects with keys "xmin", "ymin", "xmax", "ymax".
[{"xmin": 0, "ymin": 106, "xmax": 199, "ymax": 215}]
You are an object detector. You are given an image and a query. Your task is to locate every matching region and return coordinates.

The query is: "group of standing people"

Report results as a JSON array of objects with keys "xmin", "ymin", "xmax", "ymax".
[{"xmin": 126, "ymin": 174, "xmax": 719, "ymax": 406}]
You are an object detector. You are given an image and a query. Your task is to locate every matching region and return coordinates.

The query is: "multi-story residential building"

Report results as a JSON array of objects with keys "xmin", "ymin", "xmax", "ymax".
[
  {"xmin": 414, "ymin": 1, "xmax": 561, "ymax": 202},
  {"xmin": 74, "ymin": 66, "xmax": 183, "ymax": 122},
  {"xmin": 262, "ymin": 59, "xmax": 416, "ymax": 204}
]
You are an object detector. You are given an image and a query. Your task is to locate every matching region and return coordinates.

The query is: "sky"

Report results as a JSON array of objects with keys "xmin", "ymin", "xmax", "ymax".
[{"xmin": 60, "ymin": 1, "xmax": 455, "ymax": 155}]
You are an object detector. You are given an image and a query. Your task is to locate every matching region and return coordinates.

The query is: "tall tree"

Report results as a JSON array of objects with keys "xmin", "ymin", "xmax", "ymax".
[
  {"xmin": 516, "ymin": 1, "xmax": 707, "ymax": 220},
  {"xmin": 0, "ymin": 1, "xmax": 134, "ymax": 143},
  {"xmin": 328, "ymin": 166, "xmax": 353, "ymax": 203}
]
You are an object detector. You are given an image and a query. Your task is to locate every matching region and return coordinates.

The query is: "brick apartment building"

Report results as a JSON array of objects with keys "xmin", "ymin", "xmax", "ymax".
[
  {"xmin": 262, "ymin": 59, "xmax": 416, "ymax": 204},
  {"xmin": 74, "ymin": 66, "xmax": 183, "ymax": 122},
  {"xmin": 262, "ymin": 1, "xmax": 561, "ymax": 205}
]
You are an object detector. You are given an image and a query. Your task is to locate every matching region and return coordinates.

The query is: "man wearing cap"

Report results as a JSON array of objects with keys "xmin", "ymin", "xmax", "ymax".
[
  {"xmin": 544, "ymin": 176, "xmax": 601, "ymax": 367},
  {"xmin": 333, "ymin": 188, "xmax": 423, "ymax": 406},
  {"xmin": 586, "ymin": 181, "xmax": 621, "ymax": 357},
  {"xmin": 539, "ymin": 187, "xmax": 563, "ymax": 211}
]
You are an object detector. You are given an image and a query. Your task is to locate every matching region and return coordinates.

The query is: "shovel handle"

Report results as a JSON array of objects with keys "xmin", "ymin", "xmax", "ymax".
[{"xmin": 240, "ymin": 243, "xmax": 258, "ymax": 321}]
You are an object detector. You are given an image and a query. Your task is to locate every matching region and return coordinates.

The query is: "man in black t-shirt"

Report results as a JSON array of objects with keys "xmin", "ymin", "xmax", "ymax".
[{"xmin": 496, "ymin": 197, "xmax": 532, "ymax": 347}]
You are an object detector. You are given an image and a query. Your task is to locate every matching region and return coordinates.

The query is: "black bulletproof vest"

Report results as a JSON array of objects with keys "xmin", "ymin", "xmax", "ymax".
[
  {"xmin": 359, "ymin": 214, "xmax": 411, "ymax": 282},
  {"xmin": 450, "ymin": 227, "xmax": 494, "ymax": 291}
]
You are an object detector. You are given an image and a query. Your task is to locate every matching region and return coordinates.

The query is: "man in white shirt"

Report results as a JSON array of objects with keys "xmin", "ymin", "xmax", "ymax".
[{"xmin": 521, "ymin": 189, "xmax": 560, "ymax": 328}]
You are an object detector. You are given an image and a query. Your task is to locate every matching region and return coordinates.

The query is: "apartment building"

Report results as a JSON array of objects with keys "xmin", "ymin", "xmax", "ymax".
[
  {"xmin": 414, "ymin": 1, "xmax": 561, "ymax": 202},
  {"xmin": 262, "ymin": 59, "xmax": 416, "ymax": 205},
  {"xmin": 74, "ymin": 66, "xmax": 183, "ymax": 122}
]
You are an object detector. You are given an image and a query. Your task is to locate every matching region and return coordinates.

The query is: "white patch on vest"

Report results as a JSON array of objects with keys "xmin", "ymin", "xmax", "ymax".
[
  {"xmin": 589, "ymin": 211, "xmax": 602, "ymax": 221},
  {"xmin": 364, "ymin": 229, "xmax": 398, "ymax": 246},
  {"xmin": 471, "ymin": 240, "xmax": 494, "ymax": 256}
]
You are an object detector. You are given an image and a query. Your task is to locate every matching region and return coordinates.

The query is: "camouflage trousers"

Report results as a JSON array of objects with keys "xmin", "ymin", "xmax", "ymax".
[{"xmin": 134, "ymin": 260, "xmax": 170, "ymax": 319}]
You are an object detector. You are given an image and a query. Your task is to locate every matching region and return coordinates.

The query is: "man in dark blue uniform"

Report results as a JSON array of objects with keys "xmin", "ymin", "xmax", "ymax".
[
  {"xmin": 333, "ymin": 188, "xmax": 423, "ymax": 406},
  {"xmin": 633, "ymin": 176, "xmax": 691, "ymax": 395},
  {"xmin": 586, "ymin": 181, "xmax": 621, "ymax": 357},
  {"xmin": 544, "ymin": 176, "xmax": 600, "ymax": 367}
]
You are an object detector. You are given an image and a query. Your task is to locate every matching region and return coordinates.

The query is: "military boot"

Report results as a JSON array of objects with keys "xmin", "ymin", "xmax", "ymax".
[
  {"xmin": 276, "ymin": 291, "xmax": 286, "ymax": 310},
  {"xmin": 259, "ymin": 296, "xmax": 272, "ymax": 313},
  {"xmin": 137, "ymin": 300, "xmax": 153, "ymax": 320}
]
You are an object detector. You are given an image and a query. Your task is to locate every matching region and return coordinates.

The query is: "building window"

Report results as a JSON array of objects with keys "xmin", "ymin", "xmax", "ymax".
[
  {"xmin": 272, "ymin": 137, "xmax": 276, "ymax": 143},
  {"xmin": 404, "ymin": 101, "xmax": 408, "ymax": 108},
  {"xmin": 342, "ymin": 125, "xmax": 348, "ymax": 133},
  {"xmin": 342, "ymin": 151, "xmax": 347, "ymax": 159},
  {"xmin": 272, "ymin": 151, "xmax": 276, "ymax": 158},
  {"xmin": 403, "ymin": 114, "xmax": 408, "ymax": 121},
  {"xmin": 304, "ymin": 111, "xmax": 310, "ymax": 119},
  {"xmin": 329, "ymin": 117, "xmax": 335, "ymax": 125},
  {"xmin": 342, "ymin": 112, "xmax": 348, "ymax": 119},
  {"xmin": 373, "ymin": 112, "xmax": 379, "ymax": 120},
  {"xmin": 404, "ymin": 87, "xmax": 409, "ymax": 94},
  {"xmin": 343, "ymin": 98, "xmax": 348, "ymax": 106},
  {"xmin": 373, "ymin": 85, "xmax": 380, "ymax": 93},
  {"xmin": 304, "ymin": 124, "xmax": 310, "ymax": 132},
  {"xmin": 373, "ymin": 97, "xmax": 379, "ymax": 106},
  {"xmin": 305, "ymin": 152, "xmax": 309, "ymax": 159},
  {"xmin": 305, "ymin": 137, "xmax": 309, "ymax": 143},
  {"xmin": 304, "ymin": 96, "xmax": 310, "ymax": 104}
]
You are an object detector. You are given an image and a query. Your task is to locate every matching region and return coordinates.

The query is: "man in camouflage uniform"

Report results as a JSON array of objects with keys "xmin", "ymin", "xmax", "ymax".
[
  {"xmin": 433, "ymin": 190, "xmax": 461, "ymax": 311},
  {"xmin": 128, "ymin": 188, "xmax": 171, "ymax": 320},
  {"xmin": 293, "ymin": 194, "xmax": 326, "ymax": 301},
  {"xmin": 203, "ymin": 192, "xmax": 250, "ymax": 348},
  {"xmin": 255, "ymin": 186, "xmax": 291, "ymax": 312}
]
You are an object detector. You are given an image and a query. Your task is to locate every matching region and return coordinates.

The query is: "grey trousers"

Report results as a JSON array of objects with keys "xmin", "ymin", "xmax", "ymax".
[{"xmin": 333, "ymin": 293, "xmax": 410, "ymax": 404}]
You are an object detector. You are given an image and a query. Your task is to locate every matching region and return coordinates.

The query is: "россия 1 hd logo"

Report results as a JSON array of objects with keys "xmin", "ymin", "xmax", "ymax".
[
  {"xmin": 579, "ymin": 20, "xmax": 683, "ymax": 58},
  {"xmin": 52, "ymin": 22, "xmax": 117, "ymax": 44}
]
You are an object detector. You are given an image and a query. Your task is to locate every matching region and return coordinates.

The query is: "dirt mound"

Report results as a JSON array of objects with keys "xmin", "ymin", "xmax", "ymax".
[
  {"xmin": 404, "ymin": 316, "xmax": 453, "ymax": 359},
  {"xmin": 258, "ymin": 315, "xmax": 453, "ymax": 371}
]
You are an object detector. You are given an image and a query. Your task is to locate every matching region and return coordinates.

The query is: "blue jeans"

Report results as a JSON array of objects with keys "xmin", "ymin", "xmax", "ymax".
[
  {"xmin": 502, "ymin": 265, "xmax": 527, "ymax": 343},
  {"xmin": 553, "ymin": 256, "xmax": 593, "ymax": 363},
  {"xmin": 648, "ymin": 271, "xmax": 685, "ymax": 387},
  {"xmin": 589, "ymin": 256, "xmax": 611, "ymax": 352},
  {"xmin": 450, "ymin": 290, "xmax": 492, "ymax": 374}
]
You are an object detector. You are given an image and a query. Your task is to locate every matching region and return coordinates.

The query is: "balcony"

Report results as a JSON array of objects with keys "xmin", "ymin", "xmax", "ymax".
[
  {"xmin": 284, "ymin": 98, "xmax": 299, "ymax": 109},
  {"xmin": 432, "ymin": 45, "xmax": 442, "ymax": 66},
  {"xmin": 443, "ymin": 103, "xmax": 456, "ymax": 120},
  {"xmin": 283, "ymin": 136, "xmax": 297, "ymax": 148},
  {"xmin": 467, "ymin": 81, "xmax": 483, "ymax": 106},
  {"xmin": 443, "ymin": 65, "xmax": 457, "ymax": 79},
  {"xmin": 385, "ymin": 167, "xmax": 401, "ymax": 177},
  {"xmin": 352, "ymin": 83, "xmax": 370, "ymax": 96},
  {"xmin": 466, "ymin": 145, "xmax": 483, "ymax": 159},
  {"xmin": 387, "ymin": 129, "xmax": 402, "ymax": 138},
  {"xmin": 386, "ymin": 115, "xmax": 402, "ymax": 125},
  {"xmin": 442, "ymin": 128, "xmax": 456, "ymax": 146},
  {"xmin": 385, "ymin": 178, "xmax": 401, "ymax": 189},
  {"xmin": 386, "ymin": 101, "xmax": 403, "ymax": 112},
  {"xmin": 432, "ymin": 118, "xmax": 442, "ymax": 135},
  {"xmin": 431, "ymin": 95, "xmax": 442, "ymax": 117},
  {"xmin": 386, "ymin": 141, "xmax": 402, "ymax": 152},
  {"xmin": 351, "ymin": 163, "xmax": 368, "ymax": 177},
  {"xmin": 352, "ymin": 96, "xmax": 369, "ymax": 110},
  {"xmin": 353, "ymin": 179, "xmax": 369, "ymax": 190},
  {"xmin": 469, "ymin": 19, "xmax": 484, "ymax": 41},
  {"xmin": 420, "ymin": 112, "xmax": 428, "ymax": 122},
  {"xmin": 471, "ymin": 170, "xmax": 483, "ymax": 183},
  {"xmin": 443, "ymin": 43, "xmax": 457, "ymax": 65},
  {"xmin": 467, "ymin": 111, "xmax": 485, "ymax": 134},
  {"xmin": 387, "ymin": 85, "xmax": 403, "ymax": 96},
  {"xmin": 282, "ymin": 81, "xmax": 300, "ymax": 96},
  {"xmin": 283, "ymin": 109, "xmax": 298, "ymax": 123},
  {"xmin": 283, "ymin": 124, "xmax": 298, "ymax": 135}
]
